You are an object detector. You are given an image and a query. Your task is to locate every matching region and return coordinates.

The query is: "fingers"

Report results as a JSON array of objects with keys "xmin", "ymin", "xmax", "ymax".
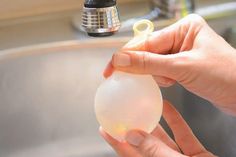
[
  {"xmin": 99, "ymin": 127, "xmax": 142, "ymax": 157},
  {"xmin": 125, "ymin": 130, "xmax": 185, "ymax": 157},
  {"xmin": 100, "ymin": 128, "xmax": 183, "ymax": 157},
  {"xmin": 103, "ymin": 61, "xmax": 114, "ymax": 78},
  {"xmin": 111, "ymin": 50, "xmax": 188, "ymax": 80},
  {"xmin": 123, "ymin": 14, "xmax": 206, "ymax": 54},
  {"xmin": 151, "ymin": 124, "xmax": 180, "ymax": 152},
  {"xmin": 162, "ymin": 100, "xmax": 207, "ymax": 156},
  {"xmin": 100, "ymin": 125, "xmax": 181, "ymax": 157},
  {"xmin": 103, "ymin": 14, "xmax": 206, "ymax": 78},
  {"xmin": 103, "ymin": 57, "xmax": 178, "ymax": 86},
  {"xmin": 103, "ymin": 55, "xmax": 178, "ymax": 86},
  {"xmin": 121, "ymin": 20, "xmax": 179, "ymax": 54}
]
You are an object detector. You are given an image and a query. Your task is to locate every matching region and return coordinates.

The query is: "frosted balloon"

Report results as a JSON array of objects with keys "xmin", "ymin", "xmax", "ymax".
[{"xmin": 95, "ymin": 71, "xmax": 163, "ymax": 141}]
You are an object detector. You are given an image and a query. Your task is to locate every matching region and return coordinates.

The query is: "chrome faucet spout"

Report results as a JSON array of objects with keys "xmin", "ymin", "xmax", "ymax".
[
  {"xmin": 81, "ymin": 0, "xmax": 194, "ymax": 37},
  {"xmin": 82, "ymin": 0, "xmax": 121, "ymax": 37}
]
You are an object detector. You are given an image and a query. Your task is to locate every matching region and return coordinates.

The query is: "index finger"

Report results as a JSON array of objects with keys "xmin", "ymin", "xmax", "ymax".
[
  {"xmin": 103, "ymin": 60, "xmax": 114, "ymax": 78},
  {"xmin": 103, "ymin": 29, "xmax": 174, "ymax": 78},
  {"xmin": 123, "ymin": 14, "xmax": 206, "ymax": 54},
  {"xmin": 122, "ymin": 29, "xmax": 174, "ymax": 54},
  {"xmin": 162, "ymin": 100, "xmax": 206, "ymax": 156}
]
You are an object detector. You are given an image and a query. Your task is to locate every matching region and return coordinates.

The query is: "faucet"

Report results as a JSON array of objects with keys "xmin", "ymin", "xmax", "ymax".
[
  {"xmin": 81, "ymin": 0, "xmax": 194, "ymax": 37},
  {"xmin": 81, "ymin": 0, "xmax": 121, "ymax": 37}
]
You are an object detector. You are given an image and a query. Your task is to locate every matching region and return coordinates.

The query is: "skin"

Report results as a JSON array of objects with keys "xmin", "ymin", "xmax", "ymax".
[
  {"xmin": 101, "ymin": 14, "xmax": 236, "ymax": 156},
  {"xmin": 100, "ymin": 101, "xmax": 216, "ymax": 157},
  {"xmin": 104, "ymin": 14, "xmax": 236, "ymax": 115}
]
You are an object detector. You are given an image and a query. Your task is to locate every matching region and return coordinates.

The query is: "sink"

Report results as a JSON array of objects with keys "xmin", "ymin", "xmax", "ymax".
[
  {"xmin": 0, "ymin": 39, "xmax": 123, "ymax": 157},
  {"xmin": 0, "ymin": 1, "xmax": 235, "ymax": 156},
  {"xmin": 0, "ymin": 36, "xmax": 236, "ymax": 156},
  {"xmin": 0, "ymin": 39, "xmax": 183, "ymax": 157}
]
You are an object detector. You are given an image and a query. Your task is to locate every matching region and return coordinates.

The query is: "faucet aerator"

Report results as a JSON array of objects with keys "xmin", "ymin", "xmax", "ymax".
[{"xmin": 82, "ymin": 0, "xmax": 121, "ymax": 37}]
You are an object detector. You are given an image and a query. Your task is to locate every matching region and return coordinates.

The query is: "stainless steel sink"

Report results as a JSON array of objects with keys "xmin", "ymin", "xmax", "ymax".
[
  {"xmin": 0, "ymin": 1, "xmax": 235, "ymax": 157},
  {"xmin": 0, "ymin": 40, "xmax": 121, "ymax": 157},
  {"xmin": 0, "ymin": 39, "xmax": 183, "ymax": 157}
]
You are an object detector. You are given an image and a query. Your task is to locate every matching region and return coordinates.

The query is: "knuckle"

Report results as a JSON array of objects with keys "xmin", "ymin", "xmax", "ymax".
[
  {"xmin": 186, "ymin": 14, "xmax": 206, "ymax": 26},
  {"xmin": 142, "ymin": 51, "xmax": 151, "ymax": 73},
  {"xmin": 187, "ymin": 14, "xmax": 204, "ymax": 22},
  {"xmin": 165, "ymin": 53, "xmax": 194, "ymax": 79},
  {"xmin": 140, "ymin": 138, "xmax": 160, "ymax": 157},
  {"xmin": 172, "ymin": 53, "xmax": 193, "ymax": 68}
]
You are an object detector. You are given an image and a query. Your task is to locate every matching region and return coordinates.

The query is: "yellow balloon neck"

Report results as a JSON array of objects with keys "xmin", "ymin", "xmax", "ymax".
[{"xmin": 133, "ymin": 19, "xmax": 154, "ymax": 37}]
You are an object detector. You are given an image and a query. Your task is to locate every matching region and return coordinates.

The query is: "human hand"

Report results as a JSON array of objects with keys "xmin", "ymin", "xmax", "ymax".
[
  {"xmin": 100, "ymin": 101, "xmax": 216, "ymax": 157},
  {"xmin": 104, "ymin": 14, "xmax": 236, "ymax": 115}
]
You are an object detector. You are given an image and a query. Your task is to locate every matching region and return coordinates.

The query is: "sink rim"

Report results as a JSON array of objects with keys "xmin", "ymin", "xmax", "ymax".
[{"xmin": 0, "ymin": 37, "xmax": 130, "ymax": 61}]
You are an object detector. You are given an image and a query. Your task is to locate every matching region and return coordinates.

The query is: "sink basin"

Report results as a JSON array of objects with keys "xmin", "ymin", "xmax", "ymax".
[
  {"xmin": 0, "ymin": 23, "xmax": 235, "ymax": 156},
  {"xmin": 0, "ymin": 39, "xmax": 126, "ymax": 157},
  {"xmin": 0, "ymin": 38, "xmax": 184, "ymax": 157}
]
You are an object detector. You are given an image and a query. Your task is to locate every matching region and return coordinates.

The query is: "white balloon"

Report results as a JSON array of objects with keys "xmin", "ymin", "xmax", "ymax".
[{"xmin": 95, "ymin": 71, "xmax": 163, "ymax": 141}]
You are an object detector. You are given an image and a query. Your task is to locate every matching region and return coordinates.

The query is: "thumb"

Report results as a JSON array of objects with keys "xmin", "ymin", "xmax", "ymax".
[
  {"xmin": 125, "ymin": 130, "xmax": 184, "ymax": 157},
  {"xmin": 112, "ymin": 51, "xmax": 187, "ymax": 80}
]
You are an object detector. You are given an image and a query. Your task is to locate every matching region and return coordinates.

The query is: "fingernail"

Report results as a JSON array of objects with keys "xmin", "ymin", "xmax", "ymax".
[
  {"xmin": 112, "ymin": 53, "xmax": 131, "ymax": 67},
  {"xmin": 125, "ymin": 131, "xmax": 145, "ymax": 146}
]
